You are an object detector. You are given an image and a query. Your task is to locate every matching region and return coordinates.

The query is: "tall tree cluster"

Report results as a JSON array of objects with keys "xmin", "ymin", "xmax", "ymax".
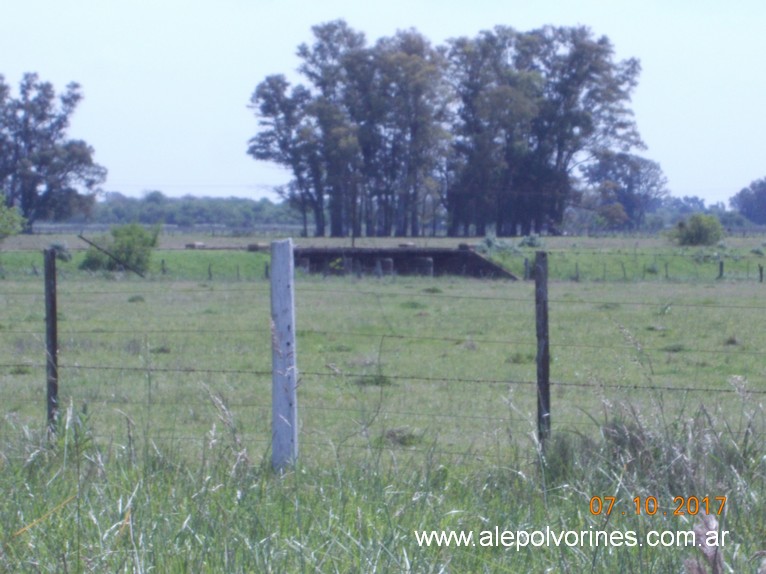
[
  {"xmin": 730, "ymin": 178, "xmax": 766, "ymax": 225},
  {"xmin": 0, "ymin": 73, "xmax": 106, "ymax": 229},
  {"xmin": 249, "ymin": 20, "xmax": 649, "ymax": 237}
]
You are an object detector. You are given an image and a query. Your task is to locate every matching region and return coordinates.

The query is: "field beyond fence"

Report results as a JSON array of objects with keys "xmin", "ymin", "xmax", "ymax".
[{"xmin": 1, "ymin": 235, "xmax": 765, "ymax": 572}]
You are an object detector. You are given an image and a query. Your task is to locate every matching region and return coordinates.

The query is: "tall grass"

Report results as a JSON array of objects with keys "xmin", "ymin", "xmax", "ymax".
[{"xmin": 1, "ymin": 389, "xmax": 764, "ymax": 572}]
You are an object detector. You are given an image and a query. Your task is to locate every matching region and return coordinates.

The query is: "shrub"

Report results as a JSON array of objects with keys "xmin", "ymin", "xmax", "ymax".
[
  {"xmin": 80, "ymin": 224, "xmax": 159, "ymax": 274},
  {"xmin": 476, "ymin": 235, "xmax": 520, "ymax": 255},
  {"xmin": 671, "ymin": 214, "xmax": 724, "ymax": 246},
  {"xmin": 0, "ymin": 204, "xmax": 24, "ymax": 241},
  {"xmin": 519, "ymin": 234, "xmax": 544, "ymax": 248}
]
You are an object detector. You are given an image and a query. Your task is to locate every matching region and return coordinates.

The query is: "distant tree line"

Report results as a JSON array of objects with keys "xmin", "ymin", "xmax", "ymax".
[
  {"xmin": 87, "ymin": 191, "xmax": 302, "ymax": 228},
  {"xmin": 249, "ymin": 20, "xmax": 657, "ymax": 237}
]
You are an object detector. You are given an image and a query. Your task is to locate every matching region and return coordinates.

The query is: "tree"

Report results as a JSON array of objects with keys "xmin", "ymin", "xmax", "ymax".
[
  {"xmin": 249, "ymin": 21, "xmax": 450, "ymax": 238},
  {"xmin": 80, "ymin": 224, "xmax": 159, "ymax": 274},
  {"xmin": 515, "ymin": 26, "xmax": 643, "ymax": 235},
  {"xmin": 445, "ymin": 25, "xmax": 643, "ymax": 236},
  {"xmin": 730, "ymin": 178, "xmax": 766, "ymax": 224},
  {"xmin": 0, "ymin": 73, "xmax": 106, "ymax": 229},
  {"xmin": 583, "ymin": 151, "xmax": 668, "ymax": 229},
  {"xmin": 248, "ymin": 22, "xmax": 644, "ymax": 238},
  {"xmin": 672, "ymin": 213, "xmax": 723, "ymax": 246},
  {"xmin": 0, "ymin": 203, "xmax": 24, "ymax": 242},
  {"xmin": 298, "ymin": 20, "xmax": 366, "ymax": 237},
  {"xmin": 373, "ymin": 29, "xmax": 450, "ymax": 236},
  {"xmin": 446, "ymin": 27, "xmax": 540, "ymax": 236},
  {"xmin": 248, "ymin": 76, "xmax": 326, "ymax": 236}
]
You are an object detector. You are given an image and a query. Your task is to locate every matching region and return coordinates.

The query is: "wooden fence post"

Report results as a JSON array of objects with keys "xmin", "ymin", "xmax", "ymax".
[
  {"xmin": 270, "ymin": 239, "xmax": 298, "ymax": 471},
  {"xmin": 44, "ymin": 249, "xmax": 59, "ymax": 433},
  {"xmin": 534, "ymin": 251, "xmax": 551, "ymax": 443}
]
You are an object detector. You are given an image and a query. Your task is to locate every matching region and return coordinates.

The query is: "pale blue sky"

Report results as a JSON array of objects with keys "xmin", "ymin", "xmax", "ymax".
[{"xmin": 2, "ymin": 0, "xmax": 764, "ymax": 206}]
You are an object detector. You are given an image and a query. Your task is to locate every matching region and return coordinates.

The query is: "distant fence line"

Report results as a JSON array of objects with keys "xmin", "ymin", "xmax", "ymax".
[
  {"xmin": 26, "ymin": 244, "xmax": 763, "ymax": 469},
  {"xmin": 0, "ymin": 244, "xmax": 759, "ymax": 473}
]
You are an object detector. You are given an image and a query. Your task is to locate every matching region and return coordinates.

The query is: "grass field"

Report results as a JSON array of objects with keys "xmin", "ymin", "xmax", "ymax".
[{"xmin": 1, "ymin": 234, "xmax": 765, "ymax": 572}]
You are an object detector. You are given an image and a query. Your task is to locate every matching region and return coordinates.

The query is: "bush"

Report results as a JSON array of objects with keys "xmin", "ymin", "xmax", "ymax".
[
  {"xmin": 80, "ymin": 224, "xmax": 159, "ymax": 274},
  {"xmin": 476, "ymin": 235, "xmax": 520, "ymax": 255},
  {"xmin": 519, "ymin": 234, "xmax": 544, "ymax": 248},
  {"xmin": 0, "ymin": 204, "xmax": 24, "ymax": 241},
  {"xmin": 671, "ymin": 214, "xmax": 724, "ymax": 246}
]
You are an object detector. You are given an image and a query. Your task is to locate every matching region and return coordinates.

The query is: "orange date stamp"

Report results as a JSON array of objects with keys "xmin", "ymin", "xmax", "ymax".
[{"xmin": 589, "ymin": 496, "xmax": 726, "ymax": 517}]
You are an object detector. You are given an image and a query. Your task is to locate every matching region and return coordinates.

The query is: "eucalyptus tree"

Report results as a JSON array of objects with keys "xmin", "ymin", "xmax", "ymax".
[
  {"xmin": 515, "ymin": 26, "xmax": 644, "ymax": 234},
  {"xmin": 248, "ymin": 75, "xmax": 327, "ymax": 236},
  {"xmin": 582, "ymin": 151, "xmax": 668, "ymax": 229},
  {"xmin": 250, "ymin": 21, "xmax": 451, "ymax": 237},
  {"xmin": 297, "ymin": 20, "xmax": 366, "ymax": 237},
  {"xmin": 0, "ymin": 73, "xmax": 106, "ymax": 228},
  {"xmin": 730, "ymin": 178, "xmax": 766, "ymax": 225},
  {"xmin": 248, "ymin": 21, "xmax": 645, "ymax": 238},
  {"xmin": 374, "ymin": 29, "xmax": 450, "ymax": 236},
  {"xmin": 446, "ymin": 27, "xmax": 540, "ymax": 236},
  {"xmin": 446, "ymin": 25, "xmax": 643, "ymax": 236},
  {"xmin": 249, "ymin": 21, "xmax": 367, "ymax": 237}
]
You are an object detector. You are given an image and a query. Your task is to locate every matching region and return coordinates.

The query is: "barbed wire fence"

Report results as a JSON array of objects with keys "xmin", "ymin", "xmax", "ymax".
[{"xmin": 2, "ymin": 244, "xmax": 765, "ymax": 468}]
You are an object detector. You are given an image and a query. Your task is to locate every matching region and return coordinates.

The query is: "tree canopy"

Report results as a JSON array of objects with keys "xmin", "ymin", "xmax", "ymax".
[
  {"xmin": 0, "ymin": 203, "xmax": 24, "ymax": 242},
  {"xmin": 249, "ymin": 20, "xmax": 648, "ymax": 237},
  {"xmin": 582, "ymin": 151, "xmax": 668, "ymax": 229},
  {"xmin": 730, "ymin": 178, "xmax": 766, "ymax": 224},
  {"xmin": 0, "ymin": 73, "xmax": 106, "ymax": 229}
]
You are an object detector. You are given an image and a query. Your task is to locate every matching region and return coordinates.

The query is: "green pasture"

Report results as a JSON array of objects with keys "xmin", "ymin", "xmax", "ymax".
[{"xmin": 0, "ymin": 238, "xmax": 764, "ymax": 572}]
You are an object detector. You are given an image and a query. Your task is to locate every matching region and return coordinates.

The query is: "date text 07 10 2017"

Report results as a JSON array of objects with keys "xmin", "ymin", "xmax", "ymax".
[{"xmin": 589, "ymin": 496, "xmax": 726, "ymax": 516}]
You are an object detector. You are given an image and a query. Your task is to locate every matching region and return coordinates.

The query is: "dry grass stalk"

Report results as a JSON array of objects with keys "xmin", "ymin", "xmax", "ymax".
[{"xmin": 684, "ymin": 513, "xmax": 724, "ymax": 574}]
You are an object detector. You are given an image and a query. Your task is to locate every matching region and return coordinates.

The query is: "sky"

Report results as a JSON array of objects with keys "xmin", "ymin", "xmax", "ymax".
[{"xmin": 2, "ymin": 0, "xmax": 764, "ymax": 207}]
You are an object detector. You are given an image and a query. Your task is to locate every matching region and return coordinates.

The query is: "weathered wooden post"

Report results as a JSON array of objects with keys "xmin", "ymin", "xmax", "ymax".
[
  {"xmin": 270, "ymin": 239, "xmax": 298, "ymax": 471},
  {"xmin": 759, "ymin": 264, "xmax": 764, "ymax": 283},
  {"xmin": 535, "ymin": 251, "xmax": 551, "ymax": 443},
  {"xmin": 44, "ymin": 249, "xmax": 59, "ymax": 433},
  {"xmin": 718, "ymin": 260, "xmax": 724, "ymax": 279}
]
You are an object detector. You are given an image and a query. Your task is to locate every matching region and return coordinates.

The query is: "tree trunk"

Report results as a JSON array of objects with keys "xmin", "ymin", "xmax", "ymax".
[{"xmin": 410, "ymin": 189, "xmax": 420, "ymax": 237}]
